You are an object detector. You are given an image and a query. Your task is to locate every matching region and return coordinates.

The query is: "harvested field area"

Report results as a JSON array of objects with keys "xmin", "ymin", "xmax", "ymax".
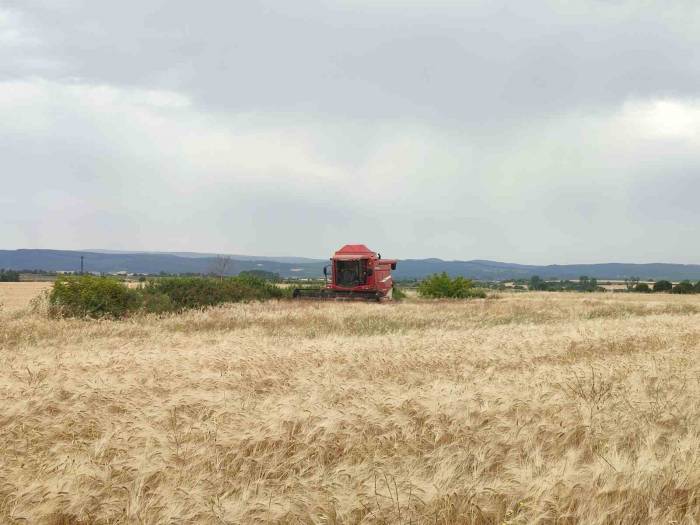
[
  {"xmin": 1, "ymin": 289, "xmax": 700, "ymax": 523},
  {"xmin": 0, "ymin": 282, "xmax": 52, "ymax": 312}
]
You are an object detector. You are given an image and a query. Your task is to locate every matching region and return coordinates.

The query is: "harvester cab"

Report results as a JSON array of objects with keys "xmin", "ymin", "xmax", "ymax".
[{"xmin": 294, "ymin": 244, "xmax": 398, "ymax": 301}]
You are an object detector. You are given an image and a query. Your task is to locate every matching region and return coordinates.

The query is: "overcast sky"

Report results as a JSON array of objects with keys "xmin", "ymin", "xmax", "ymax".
[{"xmin": 2, "ymin": 1, "xmax": 700, "ymax": 263}]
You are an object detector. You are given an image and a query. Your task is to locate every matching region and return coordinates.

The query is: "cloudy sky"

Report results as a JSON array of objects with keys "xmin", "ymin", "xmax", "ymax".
[{"xmin": 2, "ymin": 1, "xmax": 699, "ymax": 263}]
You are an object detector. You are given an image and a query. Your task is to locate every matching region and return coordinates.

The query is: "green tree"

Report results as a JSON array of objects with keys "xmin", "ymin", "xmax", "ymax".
[
  {"xmin": 578, "ymin": 276, "xmax": 598, "ymax": 292},
  {"xmin": 529, "ymin": 275, "xmax": 546, "ymax": 291},
  {"xmin": 653, "ymin": 280, "xmax": 673, "ymax": 293},
  {"xmin": 0, "ymin": 269, "xmax": 20, "ymax": 282}
]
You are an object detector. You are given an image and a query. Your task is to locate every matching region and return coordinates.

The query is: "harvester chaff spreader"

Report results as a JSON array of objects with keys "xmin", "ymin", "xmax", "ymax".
[{"xmin": 293, "ymin": 244, "xmax": 398, "ymax": 301}]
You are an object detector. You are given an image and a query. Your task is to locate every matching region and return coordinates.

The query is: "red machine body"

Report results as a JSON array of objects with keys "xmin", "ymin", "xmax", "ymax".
[
  {"xmin": 328, "ymin": 244, "xmax": 398, "ymax": 298},
  {"xmin": 293, "ymin": 244, "xmax": 398, "ymax": 301}
]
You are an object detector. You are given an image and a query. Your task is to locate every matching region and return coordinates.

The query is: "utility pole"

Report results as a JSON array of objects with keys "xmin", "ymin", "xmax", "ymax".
[{"xmin": 80, "ymin": 255, "xmax": 84, "ymax": 275}]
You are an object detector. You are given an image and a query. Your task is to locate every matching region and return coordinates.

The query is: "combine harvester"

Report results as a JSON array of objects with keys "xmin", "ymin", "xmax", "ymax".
[{"xmin": 293, "ymin": 244, "xmax": 398, "ymax": 301}]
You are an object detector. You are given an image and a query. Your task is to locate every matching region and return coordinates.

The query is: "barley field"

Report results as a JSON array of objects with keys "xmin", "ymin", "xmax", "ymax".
[{"xmin": 1, "ymin": 285, "xmax": 700, "ymax": 524}]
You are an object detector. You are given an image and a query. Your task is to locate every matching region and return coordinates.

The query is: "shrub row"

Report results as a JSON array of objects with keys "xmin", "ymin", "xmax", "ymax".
[
  {"xmin": 48, "ymin": 275, "xmax": 289, "ymax": 318},
  {"xmin": 418, "ymin": 272, "xmax": 487, "ymax": 299},
  {"xmin": 143, "ymin": 276, "xmax": 287, "ymax": 311}
]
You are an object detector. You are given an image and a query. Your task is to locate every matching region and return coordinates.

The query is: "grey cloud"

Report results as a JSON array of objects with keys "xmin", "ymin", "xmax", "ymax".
[
  {"xmin": 7, "ymin": 1, "xmax": 700, "ymax": 121},
  {"xmin": 3, "ymin": 1, "xmax": 700, "ymax": 262}
]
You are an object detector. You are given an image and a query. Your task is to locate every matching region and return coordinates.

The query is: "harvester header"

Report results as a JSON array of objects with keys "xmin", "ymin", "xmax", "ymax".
[{"xmin": 293, "ymin": 244, "xmax": 398, "ymax": 301}]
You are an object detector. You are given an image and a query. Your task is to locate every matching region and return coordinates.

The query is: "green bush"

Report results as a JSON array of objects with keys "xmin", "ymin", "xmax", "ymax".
[
  {"xmin": 392, "ymin": 285, "xmax": 407, "ymax": 301},
  {"xmin": 49, "ymin": 275, "xmax": 142, "ymax": 318},
  {"xmin": 141, "ymin": 291, "xmax": 173, "ymax": 314},
  {"xmin": 653, "ymin": 280, "xmax": 673, "ymax": 293},
  {"xmin": 143, "ymin": 275, "xmax": 288, "ymax": 311},
  {"xmin": 418, "ymin": 272, "xmax": 486, "ymax": 299}
]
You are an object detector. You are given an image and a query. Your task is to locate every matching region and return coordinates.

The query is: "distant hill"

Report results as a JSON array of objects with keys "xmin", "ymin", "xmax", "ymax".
[
  {"xmin": 2, "ymin": 249, "xmax": 700, "ymax": 281},
  {"xmin": 85, "ymin": 249, "xmax": 321, "ymax": 264},
  {"xmin": 394, "ymin": 259, "xmax": 700, "ymax": 281},
  {"xmin": 0, "ymin": 250, "xmax": 325, "ymax": 278}
]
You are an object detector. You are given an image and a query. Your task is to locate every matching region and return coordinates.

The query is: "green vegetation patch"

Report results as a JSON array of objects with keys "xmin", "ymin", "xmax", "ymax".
[
  {"xmin": 392, "ymin": 285, "xmax": 407, "ymax": 301},
  {"xmin": 49, "ymin": 275, "xmax": 142, "ymax": 318},
  {"xmin": 144, "ymin": 276, "xmax": 288, "ymax": 311},
  {"xmin": 418, "ymin": 272, "xmax": 486, "ymax": 299},
  {"xmin": 49, "ymin": 275, "xmax": 290, "ymax": 319},
  {"xmin": 0, "ymin": 269, "xmax": 20, "ymax": 282}
]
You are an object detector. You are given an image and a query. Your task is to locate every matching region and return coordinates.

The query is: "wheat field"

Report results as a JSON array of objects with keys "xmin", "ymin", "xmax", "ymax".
[
  {"xmin": 1, "ymin": 285, "xmax": 700, "ymax": 524},
  {"xmin": 0, "ymin": 282, "xmax": 52, "ymax": 312}
]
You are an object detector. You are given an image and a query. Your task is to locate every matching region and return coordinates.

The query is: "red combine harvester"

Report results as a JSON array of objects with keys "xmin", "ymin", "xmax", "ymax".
[{"xmin": 293, "ymin": 244, "xmax": 398, "ymax": 301}]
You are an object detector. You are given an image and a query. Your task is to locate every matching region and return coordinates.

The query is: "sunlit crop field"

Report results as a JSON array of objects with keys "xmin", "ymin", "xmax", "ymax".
[
  {"xmin": 0, "ymin": 282, "xmax": 52, "ymax": 312},
  {"xmin": 2, "ymin": 285, "xmax": 700, "ymax": 523}
]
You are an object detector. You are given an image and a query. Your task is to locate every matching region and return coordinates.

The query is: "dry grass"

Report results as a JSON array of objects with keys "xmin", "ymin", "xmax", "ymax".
[{"xmin": 1, "ymin": 287, "xmax": 700, "ymax": 523}]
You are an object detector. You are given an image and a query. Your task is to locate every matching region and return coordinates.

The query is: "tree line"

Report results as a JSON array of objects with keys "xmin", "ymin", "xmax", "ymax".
[
  {"xmin": 528, "ymin": 275, "xmax": 700, "ymax": 294},
  {"xmin": 619, "ymin": 277, "xmax": 700, "ymax": 294},
  {"xmin": 0, "ymin": 269, "xmax": 20, "ymax": 282},
  {"xmin": 641, "ymin": 280, "xmax": 700, "ymax": 294},
  {"xmin": 528, "ymin": 275, "xmax": 602, "ymax": 292}
]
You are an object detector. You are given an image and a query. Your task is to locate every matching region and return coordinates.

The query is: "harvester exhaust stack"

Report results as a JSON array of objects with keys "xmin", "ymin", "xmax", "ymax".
[{"xmin": 293, "ymin": 244, "xmax": 398, "ymax": 301}]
